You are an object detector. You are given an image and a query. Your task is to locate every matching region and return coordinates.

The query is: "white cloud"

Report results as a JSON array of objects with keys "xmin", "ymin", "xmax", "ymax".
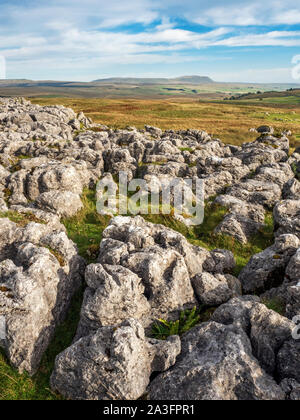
[
  {"xmin": 211, "ymin": 67, "xmax": 295, "ymax": 83},
  {"xmin": 192, "ymin": 5, "xmax": 260, "ymax": 26},
  {"xmin": 272, "ymin": 10, "xmax": 300, "ymax": 25},
  {"xmin": 182, "ymin": 0, "xmax": 300, "ymax": 26},
  {"xmin": 214, "ymin": 31, "xmax": 300, "ymax": 47},
  {"xmin": 3, "ymin": 26, "xmax": 300, "ymax": 63}
]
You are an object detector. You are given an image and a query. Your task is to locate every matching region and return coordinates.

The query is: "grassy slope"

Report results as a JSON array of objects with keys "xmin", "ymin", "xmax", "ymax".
[{"xmin": 30, "ymin": 97, "xmax": 300, "ymax": 149}]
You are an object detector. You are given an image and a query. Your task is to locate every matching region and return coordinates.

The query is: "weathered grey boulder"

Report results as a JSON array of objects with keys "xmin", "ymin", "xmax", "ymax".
[
  {"xmin": 104, "ymin": 148, "xmax": 137, "ymax": 181},
  {"xmin": 278, "ymin": 340, "xmax": 300, "ymax": 383},
  {"xmin": 215, "ymin": 213, "xmax": 263, "ymax": 244},
  {"xmin": 203, "ymin": 171, "xmax": 233, "ymax": 198},
  {"xmin": 285, "ymin": 283, "xmax": 300, "ymax": 320},
  {"xmin": 212, "ymin": 297, "xmax": 295, "ymax": 376},
  {"xmin": 145, "ymin": 125, "xmax": 163, "ymax": 138},
  {"xmin": 35, "ymin": 190, "xmax": 83, "ymax": 218},
  {"xmin": 148, "ymin": 322, "xmax": 284, "ymax": 400},
  {"xmin": 259, "ymin": 248, "xmax": 300, "ymax": 320},
  {"xmin": 203, "ymin": 248, "xmax": 236, "ymax": 274},
  {"xmin": 214, "ymin": 194, "xmax": 265, "ymax": 224},
  {"xmin": 228, "ymin": 179, "xmax": 281, "ymax": 209},
  {"xmin": 273, "ymin": 199, "xmax": 300, "ymax": 238},
  {"xmin": 0, "ymin": 199, "xmax": 8, "ymax": 212},
  {"xmin": 198, "ymin": 156, "xmax": 249, "ymax": 182},
  {"xmin": 255, "ymin": 163, "xmax": 294, "ymax": 188},
  {"xmin": 285, "ymin": 251, "xmax": 300, "ymax": 317},
  {"xmin": 9, "ymin": 205, "xmax": 65, "ymax": 232},
  {"xmin": 0, "ymin": 217, "xmax": 84, "ymax": 375},
  {"xmin": 214, "ymin": 193, "xmax": 266, "ymax": 243},
  {"xmin": 26, "ymin": 162, "xmax": 87, "ymax": 200},
  {"xmin": 236, "ymin": 144, "xmax": 287, "ymax": 170},
  {"xmin": 141, "ymin": 161, "xmax": 188, "ymax": 178},
  {"xmin": 75, "ymin": 263, "xmax": 151, "ymax": 339},
  {"xmin": 102, "ymin": 216, "xmax": 232, "ymax": 278},
  {"xmin": 239, "ymin": 234, "xmax": 299, "ymax": 294},
  {"xmin": 211, "ymin": 296, "xmax": 260, "ymax": 331},
  {"xmin": 280, "ymin": 378, "xmax": 300, "ymax": 400},
  {"xmin": 249, "ymin": 304, "xmax": 294, "ymax": 375},
  {"xmin": 51, "ymin": 319, "xmax": 181, "ymax": 400},
  {"xmin": 283, "ymin": 178, "xmax": 300, "ymax": 200},
  {"xmin": 124, "ymin": 246, "xmax": 197, "ymax": 319},
  {"xmin": 192, "ymin": 272, "xmax": 241, "ymax": 306},
  {"xmin": 256, "ymin": 135, "xmax": 289, "ymax": 154}
]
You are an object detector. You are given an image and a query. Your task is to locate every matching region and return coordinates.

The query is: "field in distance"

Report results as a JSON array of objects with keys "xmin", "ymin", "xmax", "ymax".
[
  {"xmin": 31, "ymin": 97, "xmax": 300, "ymax": 149},
  {"xmin": 0, "ymin": 77, "xmax": 299, "ymax": 99},
  {"xmin": 228, "ymin": 88, "xmax": 300, "ymax": 105}
]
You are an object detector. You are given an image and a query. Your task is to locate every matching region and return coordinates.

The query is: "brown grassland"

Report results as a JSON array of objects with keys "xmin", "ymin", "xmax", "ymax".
[{"xmin": 30, "ymin": 97, "xmax": 300, "ymax": 149}]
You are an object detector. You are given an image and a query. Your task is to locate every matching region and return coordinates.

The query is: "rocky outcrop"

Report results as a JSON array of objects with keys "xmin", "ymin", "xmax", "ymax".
[
  {"xmin": 50, "ymin": 319, "xmax": 181, "ymax": 400},
  {"xmin": 212, "ymin": 297, "xmax": 297, "ymax": 387},
  {"xmin": 192, "ymin": 272, "xmax": 241, "ymax": 306},
  {"xmin": 239, "ymin": 234, "xmax": 299, "ymax": 294},
  {"xmin": 0, "ymin": 218, "xmax": 84, "ymax": 374},
  {"xmin": 75, "ymin": 216, "xmax": 236, "ymax": 340},
  {"xmin": 273, "ymin": 199, "xmax": 300, "ymax": 238},
  {"xmin": 35, "ymin": 190, "xmax": 83, "ymax": 218},
  {"xmin": 1, "ymin": 100, "xmax": 299, "ymax": 400},
  {"xmin": 148, "ymin": 321, "xmax": 284, "ymax": 400}
]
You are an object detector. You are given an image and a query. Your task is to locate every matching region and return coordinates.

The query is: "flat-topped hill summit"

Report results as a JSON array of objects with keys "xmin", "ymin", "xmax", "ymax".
[{"xmin": 93, "ymin": 75, "xmax": 214, "ymax": 84}]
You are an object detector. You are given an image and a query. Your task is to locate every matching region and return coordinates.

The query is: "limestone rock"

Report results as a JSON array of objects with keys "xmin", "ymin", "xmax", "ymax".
[
  {"xmin": 51, "ymin": 319, "xmax": 181, "ymax": 400},
  {"xmin": 148, "ymin": 322, "xmax": 284, "ymax": 400},
  {"xmin": 273, "ymin": 199, "xmax": 300, "ymax": 238},
  {"xmin": 192, "ymin": 272, "xmax": 241, "ymax": 306},
  {"xmin": 0, "ymin": 218, "xmax": 84, "ymax": 374},
  {"xmin": 35, "ymin": 190, "xmax": 83, "ymax": 218},
  {"xmin": 239, "ymin": 234, "xmax": 299, "ymax": 294}
]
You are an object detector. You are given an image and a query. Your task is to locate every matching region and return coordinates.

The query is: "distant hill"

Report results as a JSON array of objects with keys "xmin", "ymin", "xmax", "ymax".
[
  {"xmin": 92, "ymin": 76, "xmax": 214, "ymax": 85},
  {"xmin": 0, "ymin": 78, "xmax": 299, "ymax": 100}
]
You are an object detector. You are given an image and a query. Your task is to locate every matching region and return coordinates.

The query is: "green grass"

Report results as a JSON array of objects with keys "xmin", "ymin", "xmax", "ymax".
[
  {"xmin": 0, "ymin": 211, "xmax": 46, "ymax": 227},
  {"xmin": 291, "ymin": 163, "xmax": 300, "ymax": 180},
  {"xmin": 261, "ymin": 297, "xmax": 286, "ymax": 315},
  {"xmin": 61, "ymin": 188, "xmax": 111, "ymax": 263},
  {"xmin": 179, "ymin": 147, "xmax": 194, "ymax": 153},
  {"xmin": 151, "ymin": 307, "xmax": 201, "ymax": 340},
  {"xmin": 248, "ymin": 96, "xmax": 300, "ymax": 105}
]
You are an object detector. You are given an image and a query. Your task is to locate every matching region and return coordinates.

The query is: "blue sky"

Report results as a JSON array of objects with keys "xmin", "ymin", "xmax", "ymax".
[{"xmin": 0, "ymin": 0, "xmax": 300, "ymax": 83}]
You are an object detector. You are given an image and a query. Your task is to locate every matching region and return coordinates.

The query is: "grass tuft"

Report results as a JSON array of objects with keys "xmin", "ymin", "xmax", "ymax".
[
  {"xmin": 61, "ymin": 188, "xmax": 111, "ymax": 263},
  {"xmin": 151, "ymin": 306, "xmax": 216, "ymax": 340},
  {"xmin": 0, "ymin": 211, "xmax": 46, "ymax": 227},
  {"xmin": 151, "ymin": 307, "xmax": 200, "ymax": 340},
  {"xmin": 261, "ymin": 297, "xmax": 286, "ymax": 316}
]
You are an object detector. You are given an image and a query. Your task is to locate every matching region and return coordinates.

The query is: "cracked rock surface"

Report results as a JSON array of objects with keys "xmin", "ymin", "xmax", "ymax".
[{"xmin": 1, "ymin": 98, "xmax": 300, "ymax": 400}]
